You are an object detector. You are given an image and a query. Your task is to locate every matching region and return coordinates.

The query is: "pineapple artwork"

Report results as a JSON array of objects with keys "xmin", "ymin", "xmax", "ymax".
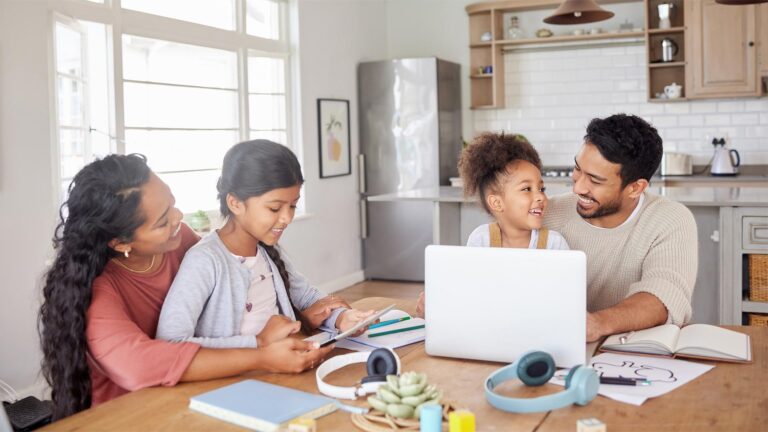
[
  {"xmin": 318, "ymin": 99, "xmax": 350, "ymax": 177},
  {"xmin": 325, "ymin": 114, "xmax": 343, "ymax": 162}
]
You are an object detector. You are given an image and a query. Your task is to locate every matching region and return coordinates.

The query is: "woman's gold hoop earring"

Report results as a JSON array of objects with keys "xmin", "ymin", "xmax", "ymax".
[{"xmin": 124, "ymin": 250, "xmax": 130, "ymax": 259}]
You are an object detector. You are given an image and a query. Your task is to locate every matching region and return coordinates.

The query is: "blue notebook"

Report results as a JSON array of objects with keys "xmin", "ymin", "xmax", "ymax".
[{"xmin": 189, "ymin": 380, "xmax": 337, "ymax": 431}]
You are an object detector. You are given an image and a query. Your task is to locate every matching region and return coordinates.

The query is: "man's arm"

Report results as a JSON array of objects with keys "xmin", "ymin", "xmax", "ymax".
[{"xmin": 586, "ymin": 292, "xmax": 668, "ymax": 342}]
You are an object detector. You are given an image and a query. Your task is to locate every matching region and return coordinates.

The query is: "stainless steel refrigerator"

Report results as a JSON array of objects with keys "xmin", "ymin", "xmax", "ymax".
[{"xmin": 358, "ymin": 58, "xmax": 462, "ymax": 281}]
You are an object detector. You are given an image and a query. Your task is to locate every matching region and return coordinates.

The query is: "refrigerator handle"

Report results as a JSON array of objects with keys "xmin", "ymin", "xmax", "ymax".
[
  {"xmin": 358, "ymin": 154, "xmax": 366, "ymax": 193},
  {"xmin": 360, "ymin": 199, "xmax": 368, "ymax": 239}
]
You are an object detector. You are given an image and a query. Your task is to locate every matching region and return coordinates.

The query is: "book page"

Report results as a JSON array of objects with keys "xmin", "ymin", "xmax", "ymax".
[
  {"xmin": 676, "ymin": 324, "xmax": 750, "ymax": 361},
  {"xmin": 602, "ymin": 324, "xmax": 680, "ymax": 355}
]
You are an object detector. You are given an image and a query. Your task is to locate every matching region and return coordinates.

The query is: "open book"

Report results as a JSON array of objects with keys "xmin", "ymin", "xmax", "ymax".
[{"xmin": 600, "ymin": 324, "xmax": 752, "ymax": 363}]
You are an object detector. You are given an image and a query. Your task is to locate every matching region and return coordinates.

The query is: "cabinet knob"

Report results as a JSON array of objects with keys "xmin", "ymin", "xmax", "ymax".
[{"xmin": 748, "ymin": 41, "xmax": 754, "ymax": 47}]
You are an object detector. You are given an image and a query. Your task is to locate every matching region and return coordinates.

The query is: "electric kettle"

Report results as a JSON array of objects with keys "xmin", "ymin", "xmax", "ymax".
[{"xmin": 710, "ymin": 138, "xmax": 740, "ymax": 176}]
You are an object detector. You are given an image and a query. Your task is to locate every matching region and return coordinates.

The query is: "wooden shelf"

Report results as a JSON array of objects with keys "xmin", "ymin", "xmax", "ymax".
[
  {"xmin": 470, "ymin": 74, "xmax": 493, "ymax": 79},
  {"xmin": 648, "ymin": 97, "xmax": 688, "ymax": 103},
  {"xmin": 496, "ymin": 31, "xmax": 645, "ymax": 46},
  {"xmin": 469, "ymin": 42, "xmax": 492, "ymax": 48},
  {"xmin": 470, "ymin": 105, "xmax": 498, "ymax": 110},
  {"xmin": 648, "ymin": 27, "xmax": 685, "ymax": 34},
  {"xmin": 649, "ymin": 61, "xmax": 686, "ymax": 68}
]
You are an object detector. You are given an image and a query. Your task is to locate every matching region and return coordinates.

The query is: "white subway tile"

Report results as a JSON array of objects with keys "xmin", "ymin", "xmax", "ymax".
[
  {"xmin": 661, "ymin": 128, "xmax": 690, "ymax": 140},
  {"xmin": 615, "ymin": 80, "xmax": 640, "ymax": 91},
  {"xmin": 678, "ymin": 115, "xmax": 704, "ymax": 127},
  {"xmin": 638, "ymin": 104, "xmax": 665, "ymax": 115},
  {"xmin": 612, "ymin": 55, "xmax": 637, "ymax": 67},
  {"xmin": 717, "ymin": 101, "xmax": 745, "ymax": 113},
  {"xmin": 600, "ymin": 46, "xmax": 626, "ymax": 56},
  {"xmin": 627, "ymin": 93, "xmax": 646, "ymax": 103},
  {"xmin": 664, "ymin": 103, "xmax": 690, "ymax": 114},
  {"xmin": 760, "ymin": 113, "xmax": 768, "ymax": 124},
  {"xmin": 704, "ymin": 114, "xmax": 731, "ymax": 126},
  {"xmin": 744, "ymin": 100, "xmax": 768, "ymax": 112},
  {"xmin": 649, "ymin": 116, "xmax": 678, "ymax": 127},
  {"xmin": 746, "ymin": 126, "xmax": 768, "ymax": 138},
  {"xmin": 731, "ymin": 113, "xmax": 760, "ymax": 126},
  {"xmin": 690, "ymin": 102, "xmax": 718, "ymax": 113}
]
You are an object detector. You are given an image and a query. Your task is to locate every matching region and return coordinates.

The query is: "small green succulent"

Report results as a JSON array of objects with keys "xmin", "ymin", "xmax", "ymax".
[{"xmin": 366, "ymin": 372, "xmax": 441, "ymax": 419}]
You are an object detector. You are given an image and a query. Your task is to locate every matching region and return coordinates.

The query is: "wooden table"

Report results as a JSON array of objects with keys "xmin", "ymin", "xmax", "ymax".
[{"xmin": 44, "ymin": 297, "xmax": 768, "ymax": 431}]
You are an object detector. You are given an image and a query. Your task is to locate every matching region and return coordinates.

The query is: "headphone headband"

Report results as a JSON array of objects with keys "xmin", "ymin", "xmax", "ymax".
[
  {"xmin": 316, "ymin": 348, "xmax": 401, "ymax": 400},
  {"xmin": 485, "ymin": 350, "xmax": 599, "ymax": 413}
]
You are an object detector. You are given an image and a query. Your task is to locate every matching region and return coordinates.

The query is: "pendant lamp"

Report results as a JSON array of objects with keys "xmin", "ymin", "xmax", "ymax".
[
  {"xmin": 715, "ymin": 0, "xmax": 768, "ymax": 4},
  {"xmin": 544, "ymin": 0, "xmax": 615, "ymax": 25}
]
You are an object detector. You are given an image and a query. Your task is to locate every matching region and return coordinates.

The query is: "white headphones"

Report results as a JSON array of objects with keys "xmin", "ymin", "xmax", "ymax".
[{"xmin": 316, "ymin": 348, "xmax": 401, "ymax": 400}]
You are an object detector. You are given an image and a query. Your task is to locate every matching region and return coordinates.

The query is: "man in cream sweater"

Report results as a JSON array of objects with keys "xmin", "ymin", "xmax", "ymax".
[{"xmin": 544, "ymin": 114, "xmax": 697, "ymax": 342}]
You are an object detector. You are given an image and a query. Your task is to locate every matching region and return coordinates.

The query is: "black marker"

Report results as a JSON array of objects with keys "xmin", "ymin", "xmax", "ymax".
[{"xmin": 599, "ymin": 376, "xmax": 651, "ymax": 386}]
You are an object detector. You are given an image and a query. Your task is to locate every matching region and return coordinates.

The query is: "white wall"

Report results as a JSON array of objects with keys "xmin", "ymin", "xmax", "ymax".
[
  {"xmin": 281, "ymin": 0, "xmax": 388, "ymax": 290},
  {"xmin": 0, "ymin": 0, "xmax": 58, "ymax": 397},
  {"xmin": 474, "ymin": 45, "xmax": 768, "ymax": 166}
]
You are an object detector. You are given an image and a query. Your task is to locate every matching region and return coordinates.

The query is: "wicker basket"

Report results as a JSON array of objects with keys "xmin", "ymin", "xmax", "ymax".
[
  {"xmin": 748, "ymin": 313, "xmax": 768, "ymax": 327},
  {"xmin": 748, "ymin": 255, "xmax": 768, "ymax": 302}
]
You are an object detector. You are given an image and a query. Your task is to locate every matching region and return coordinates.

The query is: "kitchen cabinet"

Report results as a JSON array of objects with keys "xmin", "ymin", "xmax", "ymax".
[
  {"xmin": 721, "ymin": 207, "xmax": 768, "ymax": 325},
  {"xmin": 467, "ymin": 0, "xmax": 767, "ymax": 107},
  {"xmin": 685, "ymin": 0, "xmax": 760, "ymax": 98}
]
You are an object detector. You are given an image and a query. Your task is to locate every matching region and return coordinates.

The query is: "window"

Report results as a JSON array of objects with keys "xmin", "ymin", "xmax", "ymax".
[
  {"xmin": 121, "ymin": 0, "xmax": 236, "ymax": 31},
  {"xmin": 53, "ymin": 18, "xmax": 110, "ymax": 200},
  {"xmin": 248, "ymin": 55, "xmax": 287, "ymax": 146},
  {"xmin": 51, "ymin": 0, "xmax": 293, "ymax": 213}
]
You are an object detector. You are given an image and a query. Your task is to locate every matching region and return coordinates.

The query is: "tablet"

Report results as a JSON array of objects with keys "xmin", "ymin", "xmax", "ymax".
[{"xmin": 319, "ymin": 304, "xmax": 395, "ymax": 347}]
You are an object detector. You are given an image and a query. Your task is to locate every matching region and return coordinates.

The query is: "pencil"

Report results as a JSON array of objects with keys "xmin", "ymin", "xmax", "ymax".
[
  {"xmin": 368, "ymin": 324, "xmax": 425, "ymax": 338},
  {"xmin": 369, "ymin": 316, "xmax": 411, "ymax": 330}
]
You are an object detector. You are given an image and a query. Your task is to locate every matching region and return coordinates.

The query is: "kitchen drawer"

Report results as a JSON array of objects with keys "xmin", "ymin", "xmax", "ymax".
[{"xmin": 743, "ymin": 216, "xmax": 768, "ymax": 251}]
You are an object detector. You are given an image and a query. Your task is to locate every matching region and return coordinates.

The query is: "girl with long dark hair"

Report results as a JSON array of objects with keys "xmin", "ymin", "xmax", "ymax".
[
  {"xmin": 156, "ymin": 140, "xmax": 373, "ymax": 348},
  {"xmin": 39, "ymin": 154, "xmax": 334, "ymax": 420}
]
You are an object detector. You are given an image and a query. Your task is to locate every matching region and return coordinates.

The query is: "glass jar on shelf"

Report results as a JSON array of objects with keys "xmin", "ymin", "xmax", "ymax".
[{"xmin": 508, "ymin": 16, "xmax": 524, "ymax": 40}]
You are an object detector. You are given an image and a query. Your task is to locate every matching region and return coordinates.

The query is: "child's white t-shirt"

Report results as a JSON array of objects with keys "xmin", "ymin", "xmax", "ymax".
[
  {"xmin": 466, "ymin": 225, "xmax": 570, "ymax": 250},
  {"xmin": 234, "ymin": 251, "xmax": 280, "ymax": 336}
]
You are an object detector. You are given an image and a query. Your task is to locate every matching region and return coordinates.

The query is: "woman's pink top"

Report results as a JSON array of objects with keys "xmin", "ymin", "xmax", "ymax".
[{"xmin": 86, "ymin": 224, "xmax": 201, "ymax": 406}]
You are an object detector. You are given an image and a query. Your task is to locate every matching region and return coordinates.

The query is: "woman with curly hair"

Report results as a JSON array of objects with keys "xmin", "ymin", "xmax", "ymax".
[
  {"xmin": 415, "ymin": 132, "xmax": 567, "ymax": 318},
  {"xmin": 39, "ymin": 154, "xmax": 337, "ymax": 420}
]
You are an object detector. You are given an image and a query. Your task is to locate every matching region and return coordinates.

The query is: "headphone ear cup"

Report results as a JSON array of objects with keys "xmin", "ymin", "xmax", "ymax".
[
  {"xmin": 566, "ymin": 367, "xmax": 600, "ymax": 406},
  {"xmin": 366, "ymin": 348, "xmax": 398, "ymax": 378},
  {"xmin": 516, "ymin": 351, "xmax": 555, "ymax": 387}
]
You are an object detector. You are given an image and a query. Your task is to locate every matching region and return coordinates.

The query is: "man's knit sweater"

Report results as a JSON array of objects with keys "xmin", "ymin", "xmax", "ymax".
[{"xmin": 543, "ymin": 192, "xmax": 697, "ymax": 325}]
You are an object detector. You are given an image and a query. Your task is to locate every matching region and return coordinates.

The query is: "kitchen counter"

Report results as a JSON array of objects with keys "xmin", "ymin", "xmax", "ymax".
[{"xmin": 368, "ymin": 185, "xmax": 768, "ymax": 207}]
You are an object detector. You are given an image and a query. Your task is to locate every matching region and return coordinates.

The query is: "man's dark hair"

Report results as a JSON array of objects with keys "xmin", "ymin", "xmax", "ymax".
[{"xmin": 584, "ymin": 114, "xmax": 663, "ymax": 188}]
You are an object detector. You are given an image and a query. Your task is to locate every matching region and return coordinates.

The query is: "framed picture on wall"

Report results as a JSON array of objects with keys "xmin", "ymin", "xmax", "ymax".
[{"xmin": 317, "ymin": 98, "xmax": 351, "ymax": 178}]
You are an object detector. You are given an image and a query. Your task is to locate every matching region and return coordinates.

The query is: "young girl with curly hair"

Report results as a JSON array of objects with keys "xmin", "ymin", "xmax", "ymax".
[{"xmin": 460, "ymin": 132, "xmax": 569, "ymax": 250}]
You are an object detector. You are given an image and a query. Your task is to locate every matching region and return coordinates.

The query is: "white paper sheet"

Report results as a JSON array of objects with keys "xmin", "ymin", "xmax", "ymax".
[{"xmin": 550, "ymin": 352, "xmax": 715, "ymax": 406}]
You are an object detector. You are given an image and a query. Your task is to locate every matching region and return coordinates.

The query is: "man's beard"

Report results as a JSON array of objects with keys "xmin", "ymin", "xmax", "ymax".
[{"xmin": 576, "ymin": 194, "xmax": 622, "ymax": 220}]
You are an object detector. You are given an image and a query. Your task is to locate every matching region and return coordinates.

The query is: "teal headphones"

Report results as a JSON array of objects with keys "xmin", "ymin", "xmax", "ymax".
[{"xmin": 485, "ymin": 351, "xmax": 599, "ymax": 413}]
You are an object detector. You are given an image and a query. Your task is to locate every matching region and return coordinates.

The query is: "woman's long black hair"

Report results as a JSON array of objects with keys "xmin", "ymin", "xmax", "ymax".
[
  {"xmin": 217, "ymin": 140, "xmax": 306, "ymax": 324},
  {"xmin": 39, "ymin": 154, "xmax": 151, "ymax": 419}
]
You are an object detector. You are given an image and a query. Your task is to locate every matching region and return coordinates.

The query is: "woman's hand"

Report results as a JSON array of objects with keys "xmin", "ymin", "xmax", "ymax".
[
  {"xmin": 416, "ymin": 291, "xmax": 425, "ymax": 318},
  {"xmin": 300, "ymin": 296, "xmax": 350, "ymax": 329},
  {"xmin": 256, "ymin": 315, "xmax": 300, "ymax": 347},
  {"xmin": 258, "ymin": 339, "xmax": 334, "ymax": 373},
  {"xmin": 335, "ymin": 309, "xmax": 376, "ymax": 336}
]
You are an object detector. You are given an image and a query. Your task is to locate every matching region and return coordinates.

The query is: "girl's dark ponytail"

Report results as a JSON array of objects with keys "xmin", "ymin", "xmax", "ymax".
[{"xmin": 39, "ymin": 154, "xmax": 150, "ymax": 419}]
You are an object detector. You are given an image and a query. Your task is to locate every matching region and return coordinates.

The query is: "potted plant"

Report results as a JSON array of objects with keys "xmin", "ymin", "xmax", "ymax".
[{"xmin": 188, "ymin": 210, "xmax": 211, "ymax": 232}]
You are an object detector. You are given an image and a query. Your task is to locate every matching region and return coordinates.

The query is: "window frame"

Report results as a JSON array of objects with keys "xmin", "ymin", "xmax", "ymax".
[{"xmin": 49, "ymin": 0, "xmax": 295, "ymax": 213}]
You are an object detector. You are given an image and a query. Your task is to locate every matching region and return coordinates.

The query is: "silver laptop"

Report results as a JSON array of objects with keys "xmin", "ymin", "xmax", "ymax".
[{"xmin": 424, "ymin": 245, "xmax": 586, "ymax": 367}]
